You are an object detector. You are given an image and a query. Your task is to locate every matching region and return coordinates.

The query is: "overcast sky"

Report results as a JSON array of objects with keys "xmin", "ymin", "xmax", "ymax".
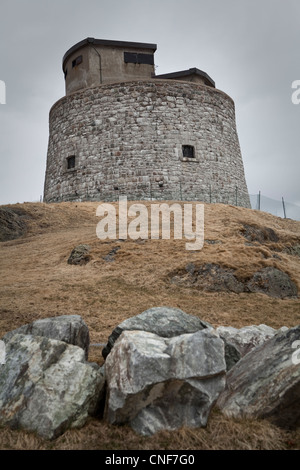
[{"xmin": 0, "ymin": 0, "xmax": 299, "ymax": 210}]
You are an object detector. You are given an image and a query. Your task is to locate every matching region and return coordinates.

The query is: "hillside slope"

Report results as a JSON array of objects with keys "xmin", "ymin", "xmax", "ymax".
[{"xmin": 0, "ymin": 200, "xmax": 299, "ymax": 450}]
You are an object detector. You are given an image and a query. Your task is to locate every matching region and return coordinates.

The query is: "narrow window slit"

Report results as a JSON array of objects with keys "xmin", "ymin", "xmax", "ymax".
[{"xmin": 67, "ymin": 155, "xmax": 76, "ymax": 169}]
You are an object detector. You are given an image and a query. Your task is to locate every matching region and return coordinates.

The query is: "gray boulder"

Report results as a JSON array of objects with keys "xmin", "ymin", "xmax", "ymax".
[
  {"xmin": 102, "ymin": 306, "xmax": 211, "ymax": 359},
  {"xmin": 0, "ymin": 333, "xmax": 105, "ymax": 440},
  {"xmin": 217, "ymin": 325, "xmax": 300, "ymax": 430},
  {"xmin": 104, "ymin": 328, "xmax": 226, "ymax": 436},
  {"xmin": 246, "ymin": 267, "xmax": 298, "ymax": 299},
  {"xmin": 217, "ymin": 324, "xmax": 277, "ymax": 357},
  {"xmin": 2, "ymin": 315, "xmax": 90, "ymax": 359}
]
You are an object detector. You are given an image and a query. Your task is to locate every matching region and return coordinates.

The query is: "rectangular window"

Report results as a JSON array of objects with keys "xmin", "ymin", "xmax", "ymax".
[
  {"xmin": 67, "ymin": 155, "xmax": 76, "ymax": 169},
  {"xmin": 138, "ymin": 53, "xmax": 154, "ymax": 65},
  {"xmin": 124, "ymin": 52, "xmax": 137, "ymax": 64},
  {"xmin": 182, "ymin": 145, "xmax": 195, "ymax": 158},
  {"xmin": 124, "ymin": 52, "xmax": 154, "ymax": 65},
  {"xmin": 72, "ymin": 55, "xmax": 83, "ymax": 68}
]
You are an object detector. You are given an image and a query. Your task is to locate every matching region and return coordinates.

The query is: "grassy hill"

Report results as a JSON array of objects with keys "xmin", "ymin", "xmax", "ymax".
[{"xmin": 0, "ymin": 200, "xmax": 299, "ymax": 450}]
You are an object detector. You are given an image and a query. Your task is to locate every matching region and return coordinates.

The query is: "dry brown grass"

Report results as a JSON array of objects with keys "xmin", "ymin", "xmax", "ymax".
[
  {"xmin": 0, "ymin": 410, "xmax": 299, "ymax": 451},
  {"xmin": 0, "ymin": 200, "xmax": 299, "ymax": 450}
]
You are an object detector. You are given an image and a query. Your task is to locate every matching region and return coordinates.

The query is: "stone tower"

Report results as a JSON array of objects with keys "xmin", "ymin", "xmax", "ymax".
[{"xmin": 43, "ymin": 38, "xmax": 250, "ymax": 208}]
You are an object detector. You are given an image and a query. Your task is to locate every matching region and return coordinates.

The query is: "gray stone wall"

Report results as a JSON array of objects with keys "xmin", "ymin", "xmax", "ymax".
[{"xmin": 43, "ymin": 79, "xmax": 250, "ymax": 208}]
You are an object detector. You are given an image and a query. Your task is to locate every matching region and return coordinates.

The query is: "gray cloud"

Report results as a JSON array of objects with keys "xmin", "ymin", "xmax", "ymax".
[{"xmin": 0, "ymin": 0, "xmax": 299, "ymax": 209}]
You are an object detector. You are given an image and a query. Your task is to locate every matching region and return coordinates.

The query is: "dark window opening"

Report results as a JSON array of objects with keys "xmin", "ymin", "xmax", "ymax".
[
  {"xmin": 64, "ymin": 68, "xmax": 68, "ymax": 79},
  {"xmin": 67, "ymin": 155, "xmax": 76, "ymax": 169},
  {"xmin": 124, "ymin": 52, "xmax": 137, "ymax": 63},
  {"xmin": 72, "ymin": 55, "xmax": 83, "ymax": 68},
  {"xmin": 124, "ymin": 52, "xmax": 154, "ymax": 65},
  {"xmin": 182, "ymin": 145, "xmax": 195, "ymax": 158}
]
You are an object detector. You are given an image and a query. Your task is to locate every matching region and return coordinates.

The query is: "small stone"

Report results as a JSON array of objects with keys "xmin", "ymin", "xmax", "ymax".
[{"xmin": 67, "ymin": 244, "xmax": 91, "ymax": 265}]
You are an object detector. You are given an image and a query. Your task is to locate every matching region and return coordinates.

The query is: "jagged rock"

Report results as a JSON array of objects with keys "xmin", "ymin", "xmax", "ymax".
[
  {"xmin": 241, "ymin": 224, "xmax": 279, "ymax": 244},
  {"xmin": 0, "ymin": 207, "xmax": 27, "ymax": 242},
  {"xmin": 217, "ymin": 325, "xmax": 300, "ymax": 430},
  {"xmin": 0, "ymin": 333, "xmax": 105, "ymax": 440},
  {"xmin": 67, "ymin": 244, "xmax": 91, "ymax": 265},
  {"xmin": 217, "ymin": 324, "xmax": 277, "ymax": 357},
  {"xmin": 170, "ymin": 263, "xmax": 245, "ymax": 294},
  {"xmin": 102, "ymin": 306, "xmax": 211, "ymax": 359},
  {"xmin": 169, "ymin": 264, "xmax": 298, "ymax": 299},
  {"xmin": 2, "ymin": 315, "xmax": 90, "ymax": 359},
  {"xmin": 246, "ymin": 267, "xmax": 298, "ymax": 299},
  {"xmin": 104, "ymin": 328, "xmax": 226, "ymax": 436}
]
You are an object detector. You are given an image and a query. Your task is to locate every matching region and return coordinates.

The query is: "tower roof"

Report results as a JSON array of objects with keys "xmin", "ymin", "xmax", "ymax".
[
  {"xmin": 155, "ymin": 68, "xmax": 215, "ymax": 88},
  {"xmin": 63, "ymin": 37, "xmax": 157, "ymax": 71}
]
